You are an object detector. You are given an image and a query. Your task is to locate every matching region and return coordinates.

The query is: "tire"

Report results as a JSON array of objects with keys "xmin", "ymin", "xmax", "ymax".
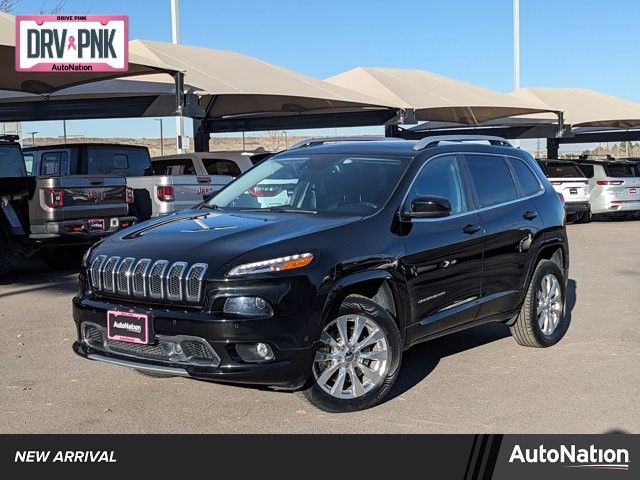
[
  {"xmin": 581, "ymin": 210, "xmax": 593, "ymax": 223},
  {"xmin": 0, "ymin": 234, "xmax": 13, "ymax": 277},
  {"xmin": 565, "ymin": 213, "xmax": 577, "ymax": 224},
  {"xmin": 511, "ymin": 260, "xmax": 569, "ymax": 347},
  {"xmin": 302, "ymin": 294, "xmax": 402, "ymax": 413},
  {"xmin": 40, "ymin": 246, "xmax": 86, "ymax": 270}
]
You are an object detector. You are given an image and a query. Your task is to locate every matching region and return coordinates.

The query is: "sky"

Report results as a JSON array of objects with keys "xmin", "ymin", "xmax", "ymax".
[{"xmin": 8, "ymin": 0, "xmax": 640, "ymax": 144}]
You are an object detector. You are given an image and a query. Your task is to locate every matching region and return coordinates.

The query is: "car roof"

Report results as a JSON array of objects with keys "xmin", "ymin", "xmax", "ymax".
[{"xmin": 24, "ymin": 143, "xmax": 148, "ymax": 151}]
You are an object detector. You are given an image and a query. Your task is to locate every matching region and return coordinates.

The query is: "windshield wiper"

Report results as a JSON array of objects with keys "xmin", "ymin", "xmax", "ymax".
[{"xmin": 240, "ymin": 207, "xmax": 317, "ymax": 214}]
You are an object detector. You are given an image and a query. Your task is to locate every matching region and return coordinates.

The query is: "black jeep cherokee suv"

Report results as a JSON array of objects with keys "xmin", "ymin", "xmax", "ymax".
[{"xmin": 73, "ymin": 136, "xmax": 570, "ymax": 412}]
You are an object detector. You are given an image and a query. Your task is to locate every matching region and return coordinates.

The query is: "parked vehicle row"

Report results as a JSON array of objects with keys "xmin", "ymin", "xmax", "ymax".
[
  {"xmin": 72, "ymin": 136, "xmax": 571, "ymax": 412},
  {"xmin": 0, "ymin": 139, "xmax": 261, "ymax": 277},
  {"xmin": 536, "ymin": 157, "xmax": 640, "ymax": 223}
]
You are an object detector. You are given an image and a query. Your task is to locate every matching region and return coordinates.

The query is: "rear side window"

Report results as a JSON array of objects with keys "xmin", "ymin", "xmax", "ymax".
[
  {"xmin": 41, "ymin": 152, "xmax": 69, "ymax": 175},
  {"xmin": 604, "ymin": 164, "xmax": 637, "ymax": 177},
  {"xmin": 544, "ymin": 163, "xmax": 584, "ymax": 178},
  {"xmin": 152, "ymin": 158, "xmax": 197, "ymax": 175},
  {"xmin": 0, "ymin": 145, "xmax": 27, "ymax": 177},
  {"xmin": 87, "ymin": 148, "xmax": 151, "ymax": 176},
  {"xmin": 202, "ymin": 158, "xmax": 241, "ymax": 176},
  {"xmin": 508, "ymin": 158, "xmax": 542, "ymax": 197},
  {"xmin": 577, "ymin": 164, "xmax": 594, "ymax": 178},
  {"xmin": 465, "ymin": 154, "xmax": 518, "ymax": 207},
  {"xmin": 407, "ymin": 155, "xmax": 468, "ymax": 214}
]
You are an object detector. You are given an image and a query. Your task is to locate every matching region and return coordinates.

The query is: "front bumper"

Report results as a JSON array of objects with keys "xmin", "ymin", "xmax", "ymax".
[
  {"xmin": 72, "ymin": 296, "xmax": 316, "ymax": 389},
  {"xmin": 30, "ymin": 216, "xmax": 137, "ymax": 241},
  {"xmin": 564, "ymin": 201, "xmax": 590, "ymax": 214}
]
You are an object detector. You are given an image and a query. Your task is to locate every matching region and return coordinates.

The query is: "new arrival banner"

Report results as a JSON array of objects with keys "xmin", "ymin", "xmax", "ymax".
[{"xmin": 15, "ymin": 15, "xmax": 128, "ymax": 72}]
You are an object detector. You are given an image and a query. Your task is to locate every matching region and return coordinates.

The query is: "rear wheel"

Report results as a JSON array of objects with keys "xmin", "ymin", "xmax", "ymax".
[
  {"xmin": 302, "ymin": 295, "xmax": 402, "ymax": 412},
  {"xmin": 511, "ymin": 260, "xmax": 569, "ymax": 347},
  {"xmin": 40, "ymin": 246, "xmax": 86, "ymax": 270}
]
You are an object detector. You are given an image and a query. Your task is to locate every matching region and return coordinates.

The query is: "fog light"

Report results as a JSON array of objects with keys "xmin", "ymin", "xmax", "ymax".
[
  {"xmin": 235, "ymin": 343, "xmax": 275, "ymax": 363},
  {"xmin": 223, "ymin": 296, "xmax": 273, "ymax": 318}
]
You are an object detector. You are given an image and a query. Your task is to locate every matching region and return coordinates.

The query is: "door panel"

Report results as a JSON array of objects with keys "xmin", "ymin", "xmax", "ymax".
[{"xmin": 400, "ymin": 154, "xmax": 483, "ymax": 341}]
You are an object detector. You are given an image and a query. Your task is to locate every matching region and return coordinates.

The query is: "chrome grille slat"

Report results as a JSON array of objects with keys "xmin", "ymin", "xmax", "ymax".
[
  {"xmin": 132, "ymin": 259, "xmax": 152, "ymax": 298},
  {"xmin": 116, "ymin": 257, "xmax": 135, "ymax": 295},
  {"xmin": 166, "ymin": 262, "xmax": 187, "ymax": 301},
  {"xmin": 90, "ymin": 256, "xmax": 207, "ymax": 304},
  {"xmin": 148, "ymin": 260, "xmax": 169, "ymax": 299},
  {"xmin": 101, "ymin": 256, "xmax": 120, "ymax": 293},
  {"xmin": 186, "ymin": 263, "xmax": 208, "ymax": 303},
  {"xmin": 89, "ymin": 255, "xmax": 107, "ymax": 290}
]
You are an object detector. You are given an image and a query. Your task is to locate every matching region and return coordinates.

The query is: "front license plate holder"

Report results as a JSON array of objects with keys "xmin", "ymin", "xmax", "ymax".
[{"xmin": 107, "ymin": 310, "xmax": 151, "ymax": 344}]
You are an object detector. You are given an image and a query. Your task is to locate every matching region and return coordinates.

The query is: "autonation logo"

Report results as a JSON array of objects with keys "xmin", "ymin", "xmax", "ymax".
[{"xmin": 509, "ymin": 444, "xmax": 630, "ymax": 471}]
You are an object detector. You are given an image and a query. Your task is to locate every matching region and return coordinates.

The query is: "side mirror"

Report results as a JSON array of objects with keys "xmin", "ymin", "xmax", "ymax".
[{"xmin": 403, "ymin": 195, "xmax": 452, "ymax": 219}]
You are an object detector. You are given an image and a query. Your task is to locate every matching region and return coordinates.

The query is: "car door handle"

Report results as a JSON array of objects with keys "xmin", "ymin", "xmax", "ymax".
[
  {"xmin": 523, "ymin": 210, "xmax": 538, "ymax": 221},
  {"xmin": 462, "ymin": 224, "xmax": 481, "ymax": 235}
]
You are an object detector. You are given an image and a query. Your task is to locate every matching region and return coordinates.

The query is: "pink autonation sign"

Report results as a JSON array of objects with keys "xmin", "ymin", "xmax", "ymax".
[{"xmin": 15, "ymin": 15, "xmax": 128, "ymax": 72}]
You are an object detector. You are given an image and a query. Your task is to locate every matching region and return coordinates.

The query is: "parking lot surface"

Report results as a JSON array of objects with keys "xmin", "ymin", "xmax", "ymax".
[{"xmin": 0, "ymin": 221, "xmax": 638, "ymax": 433}]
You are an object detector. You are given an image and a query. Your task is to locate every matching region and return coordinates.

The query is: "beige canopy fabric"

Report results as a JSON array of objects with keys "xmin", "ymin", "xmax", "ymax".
[
  {"xmin": 326, "ymin": 67, "xmax": 557, "ymax": 124},
  {"xmin": 510, "ymin": 87, "xmax": 640, "ymax": 128},
  {"xmin": 0, "ymin": 12, "xmax": 175, "ymax": 94},
  {"xmin": 127, "ymin": 40, "xmax": 394, "ymax": 118}
]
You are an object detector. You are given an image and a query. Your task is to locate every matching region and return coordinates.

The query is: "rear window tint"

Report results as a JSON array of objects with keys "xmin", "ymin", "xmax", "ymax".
[
  {"xmin": 87, "ymin": 148, "xmax": 151, "ymax": 176},
  {"xmin": 543, "ymin": 163, "xmax": 584, "ymax": 178},
  {"xmin": 202, "ymin": 158, "xmax": 241, "ymax": 176},
  {"xmin": 0, "ymin": 145, "xmax": 27, "ymax": 177},
  {"xmin": 604, "ymin": 165, "xmax": 637, "ymax": 177},
  {"xmin": 152, "ymin": 158, "xmax": 197, "ymax": 175}
]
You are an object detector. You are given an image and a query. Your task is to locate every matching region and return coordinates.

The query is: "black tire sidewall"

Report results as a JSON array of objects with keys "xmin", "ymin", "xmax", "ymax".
[
  {"xmin": 303, "ymin": 295, "xmax": 402, "ymax": 413},
  {"xmin": 526, "ymin": 261, "xmax": 569, "ymax": 346}
]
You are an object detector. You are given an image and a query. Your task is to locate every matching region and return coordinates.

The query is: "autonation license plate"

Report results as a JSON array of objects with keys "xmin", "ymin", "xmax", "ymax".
[
  {"xmin": 88, "ymin": 218, "xmax": 105, "ymax": 232},
  {"xmin": 107, "ymin": 311, "xmax": 150, "ymax": 344}
]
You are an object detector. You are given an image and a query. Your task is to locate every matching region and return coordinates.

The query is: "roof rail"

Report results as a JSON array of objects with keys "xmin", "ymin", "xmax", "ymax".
[
  {"xmin": 413, "ymin": 135, "xmax": 513, "ymax": 150},
  {"xmin": 0, "ymin": 134, "xmax": 19, "ymax": 143},
  {"xmin": 288, "ymin": 136, "xmax": 400, "ymax": 150}
]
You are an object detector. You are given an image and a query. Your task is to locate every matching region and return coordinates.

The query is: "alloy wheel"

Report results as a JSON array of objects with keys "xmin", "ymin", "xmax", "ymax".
[{"xmin": 536, "ymin": 273, "xmax": 563, "ymax": 335}]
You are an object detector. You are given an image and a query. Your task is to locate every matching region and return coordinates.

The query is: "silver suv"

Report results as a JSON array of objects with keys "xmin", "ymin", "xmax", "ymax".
[{"xmin": 536, "ymin": 159, "xmax": 591, "ymax": 223}]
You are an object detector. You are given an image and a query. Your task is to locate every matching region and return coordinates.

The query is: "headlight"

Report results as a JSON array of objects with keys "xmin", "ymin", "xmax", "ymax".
[
  {"xmin": 223, "ymin": 297, "xmax": 273, "ymax": 317},
  {"xmin": 227, "ymin": 253, "xmax": 314, "ymax": 277}
]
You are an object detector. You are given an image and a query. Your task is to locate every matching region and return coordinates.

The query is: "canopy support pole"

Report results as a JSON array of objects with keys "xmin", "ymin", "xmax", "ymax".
[
  {"xmin": 193, "ymin": 95, "xmax": 219, "ymax": 152},
  {"xmin": 173, "ymin": 71, "xmax": 185, "ymax": 152},
  {"xmin": 546, "ymin": 138, "xmax": 560, "ymax": 159}
]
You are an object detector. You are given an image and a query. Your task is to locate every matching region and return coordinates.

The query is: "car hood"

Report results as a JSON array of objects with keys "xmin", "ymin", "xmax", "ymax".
[{"xmin": 93, "ymin": 208, "xmax": 359, "ymax": 269}]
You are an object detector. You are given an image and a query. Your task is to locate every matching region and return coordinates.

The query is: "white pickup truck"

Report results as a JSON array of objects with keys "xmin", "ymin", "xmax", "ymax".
[{"xmin": 140, "ymin": 151, "xmax": 258, "ymax": 217}]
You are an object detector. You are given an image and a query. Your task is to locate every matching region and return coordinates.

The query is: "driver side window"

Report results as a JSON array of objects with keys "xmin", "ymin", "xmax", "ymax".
[{"xmin": 407, "ymin": 155, "xmax": 467, "ymax": 215}]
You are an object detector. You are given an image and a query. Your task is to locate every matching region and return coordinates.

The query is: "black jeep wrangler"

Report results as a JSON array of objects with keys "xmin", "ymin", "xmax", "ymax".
[{"xmin": 73, "ymin": 136, "xmax": 570, "ymax": 412}]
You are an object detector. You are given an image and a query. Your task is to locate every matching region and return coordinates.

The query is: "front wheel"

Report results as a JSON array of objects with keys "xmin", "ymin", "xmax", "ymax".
[
  {"xmin": 511, "ymin": 260, "xmax": 569, "ymax": 347},
  {"xmin": 302, "ymin": 295, "xmax": 402, "ymax": 412}
]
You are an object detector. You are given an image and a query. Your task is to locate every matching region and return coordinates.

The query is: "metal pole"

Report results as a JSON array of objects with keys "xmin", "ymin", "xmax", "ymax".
[
  {"xmin": 28, "ymin": 131, "xmax": 38, "ymax": 146},
  {"xmin": 513, "ymin": 0, "xmax": 521, "ymax": 148},
  {"xmin": 156, "ymin": 119, "xmax": 164, "ymax": 156},
  {"xmin": 242, "ymin": 131, "xmax": 245, "ymax": 151},
  {"xmin": 63, "ymin": 120, "xmax": 67, "ymax": 143},
  {"xmin": 170, "ymin": 0, "xmax": 184, "ymax": 154}
]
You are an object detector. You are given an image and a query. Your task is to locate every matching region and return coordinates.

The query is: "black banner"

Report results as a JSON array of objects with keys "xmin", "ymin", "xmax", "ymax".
[{"xmin": 0, "ymin": 434, "xmax": 635, "ymax": 478}]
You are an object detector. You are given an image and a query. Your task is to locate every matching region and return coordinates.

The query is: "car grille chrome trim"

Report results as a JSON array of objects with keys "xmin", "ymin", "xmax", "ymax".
[
  {"xmin": 90, "ymin": 256, "xmax": 207, "ymax": 303},
  {"xmin": 166, "ymin": 262, "xmax": 188, "ymax": 301},
  {"xmin": 89, "ymin": 255, "xmax": 107, "ymax": 291},
  {"xmin": 132, "ymin": 258, "xmax": 152, "ymax": 298},
  {"xmin": 101, "ymin": 256, "xmax": 120, "ymax": 293},
  {"xmin": 185, "ymin": 263, "xmax": 208, "ymax": 303},
  {"xmin": 116, "ymin": 257, "xmax": 136, "ymax": 295}
]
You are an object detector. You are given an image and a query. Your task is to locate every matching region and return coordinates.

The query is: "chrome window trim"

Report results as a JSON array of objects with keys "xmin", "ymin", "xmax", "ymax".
[
  {"xmin": 166, "ymin": 261, "xmax": 188, "ymax": 302},
  {"xmin": 401, "ymin": 152, "xmax": 546, "ymax": 223}
]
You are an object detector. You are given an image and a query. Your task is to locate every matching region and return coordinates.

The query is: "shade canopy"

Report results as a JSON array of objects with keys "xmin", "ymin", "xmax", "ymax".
[
  {"xmin": 0, "ymin": 13, "xmax": 176, "ymax": 94},
  {"xmin": 325, "ymin": 67, "xmax": 557, "ymax": 125},
  {"xmin": 510, "ymin": 87, "xmax": 640, "ymax": 128}
]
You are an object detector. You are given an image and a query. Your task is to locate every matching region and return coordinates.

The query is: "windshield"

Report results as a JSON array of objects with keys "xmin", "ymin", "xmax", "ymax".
[
  {"xmin": 0, "ymin": 145, "xmax": 27, "ymax": 177},
  {"xmin": 207, "ymin": 153, "xmax": 408, "ymax": 215}
]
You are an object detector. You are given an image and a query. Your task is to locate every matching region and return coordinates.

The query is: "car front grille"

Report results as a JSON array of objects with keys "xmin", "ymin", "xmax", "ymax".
[{"xmin": 89, "ymin": 256, "xmax": 208, "ymax": 304}]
